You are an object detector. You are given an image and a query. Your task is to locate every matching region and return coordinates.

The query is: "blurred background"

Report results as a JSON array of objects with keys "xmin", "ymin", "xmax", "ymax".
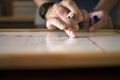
[
  {"xmin": 0, "ymin": 0, "xmax": 36, "ymax": 28},
  {"xmin": 0, "ymin": 0, "xmax": 119, "ymax": 29}
]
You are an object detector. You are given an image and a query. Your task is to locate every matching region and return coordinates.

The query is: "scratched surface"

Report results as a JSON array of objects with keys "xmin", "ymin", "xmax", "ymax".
[{"xmin": 0, "ymin": 31, "xmax": 120, "ymax": 53}]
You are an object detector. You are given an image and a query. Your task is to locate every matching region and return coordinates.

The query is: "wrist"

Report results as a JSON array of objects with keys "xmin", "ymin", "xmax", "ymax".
[{"xmin": 39, "ymin": 2, "xmax": 55, "ymax": 19}]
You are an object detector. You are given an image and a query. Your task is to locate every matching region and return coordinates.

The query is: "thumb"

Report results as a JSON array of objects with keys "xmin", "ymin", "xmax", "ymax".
[{"xmin": 89, "ymin": 20, "xmax": 104, "ymax": 32}]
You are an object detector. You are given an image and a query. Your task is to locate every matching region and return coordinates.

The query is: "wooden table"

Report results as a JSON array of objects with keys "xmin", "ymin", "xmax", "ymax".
[
  {"xmin": 0, "ymin": 29, "xmax": 120, "ymax": 70},
  {"xmin": 0, "ymin": 29, "xmax": 120, "ymax": 80}
]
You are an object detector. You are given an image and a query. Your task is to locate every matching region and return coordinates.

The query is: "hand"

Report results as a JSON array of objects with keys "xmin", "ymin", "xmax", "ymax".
[
  {"xmin": 88, "ymin": 10, "xmax": 113, "ymax": 32},
  {"xmin": 45, "ymin": 0, "xmax": 83, "ymax": 38}
]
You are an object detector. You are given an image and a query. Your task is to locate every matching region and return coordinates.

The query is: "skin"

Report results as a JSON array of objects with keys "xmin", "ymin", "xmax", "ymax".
[
  {"xmin": 88, "ymin": 0, "xmax": 118, "ymax": 32},
  {"xmin": 34, "ymin": 0, "xmax": 118, "ymax": 38}
]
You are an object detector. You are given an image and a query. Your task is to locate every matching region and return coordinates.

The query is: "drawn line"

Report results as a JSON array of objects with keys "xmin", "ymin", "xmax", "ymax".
[{"xmin": 87, "ymin": 37, "xmax": 106, "ymax": 52}]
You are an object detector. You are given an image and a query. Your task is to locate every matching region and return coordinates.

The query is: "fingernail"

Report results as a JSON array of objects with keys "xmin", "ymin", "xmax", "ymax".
[{"xmin": 69, "ymin": 31, "xmax": 77, "ymax": 38}]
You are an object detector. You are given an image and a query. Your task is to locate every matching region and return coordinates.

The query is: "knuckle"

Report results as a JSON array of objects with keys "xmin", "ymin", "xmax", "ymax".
[
  {"xmin": 66, "ymin": 20, "xmax": 76, "ymax": 26},
  {"xmin": 99, "ymin": 10, "xmax": 106, "ymax": 15},
  {"xmin": 54, "ymin": 4, "xmax": 66, "ymax": 15},
  {"xmin": 76, "ymin": 10, "xmax": 81, "ymax": 14},
  {"xmin": 65, "ymin": 0, "xmax": 74, "ymax": 6},
  {"xmin": 58, "ymin": 7, "xmax": 65, "ymax": 14},
  {"xmin": 74, "ymin": 10, "xmax": 82, "ymax": 17},
  {"xmin": 53, "ymin": 3, "xmax": 59, "ymax": 9},
  {"xmin": 78, "ymin": 15, "xmax": 83, "ymax": 22}
]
